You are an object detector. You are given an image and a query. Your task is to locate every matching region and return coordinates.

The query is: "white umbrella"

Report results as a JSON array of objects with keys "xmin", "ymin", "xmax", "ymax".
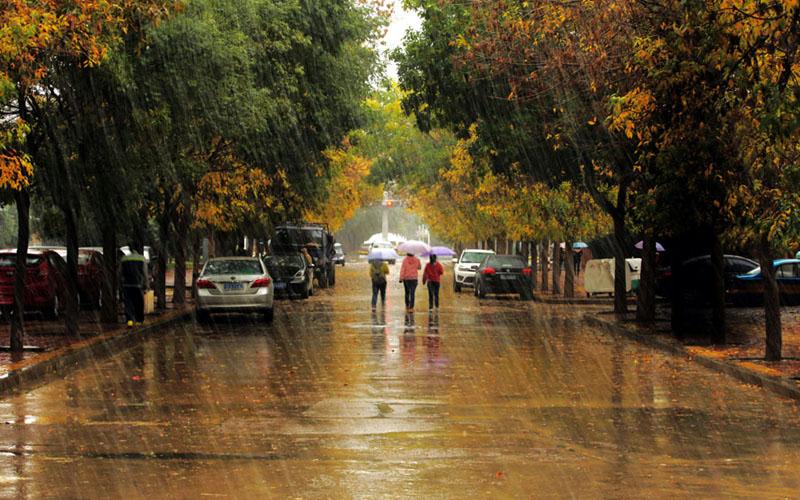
[
  {"xmin": 367, "ymin": 248, "xmax": 400, "ymax": 262},
  {"xmin": 397, "ymin": 240, "xmax": 430, "ymax": 256}
]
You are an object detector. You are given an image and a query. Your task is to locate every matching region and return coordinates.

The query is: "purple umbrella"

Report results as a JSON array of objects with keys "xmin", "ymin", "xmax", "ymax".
[
  {"xmin": 635, "ymin": 240, "xmax": 665, "ymax": 252},
  {"xmin": 397, "ymin": 240, "xmax": 430, "ymax": 256},
  {"xmin": 422, "ymin": 246, "xmax": 456, "ymax": 257}
]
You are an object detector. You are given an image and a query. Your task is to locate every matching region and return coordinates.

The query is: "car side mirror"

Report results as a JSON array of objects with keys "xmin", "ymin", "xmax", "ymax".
[{"xmin": 452, "ymin": 258, "xmax": 459, "ymax": 264}]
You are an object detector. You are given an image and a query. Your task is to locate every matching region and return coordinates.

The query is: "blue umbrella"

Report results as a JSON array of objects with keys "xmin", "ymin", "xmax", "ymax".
[
  {"xmin": 422, "ymin": 246, "xmax": 456, "ymax": 257},
  {"xmin": 368, "ymin": 248, "xmax": 399, "ymax": 262},
  {"xmin": 572, "ymin": 242, "xmax": 589, "ymax": 249}
]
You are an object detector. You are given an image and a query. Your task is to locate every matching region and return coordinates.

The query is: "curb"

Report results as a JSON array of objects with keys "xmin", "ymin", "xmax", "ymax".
[
  {"xmin": 0, "ymin": 308, "xmax": 193, "ymax": 397},
  {"xmin": 535, "ymin": 295, "xmax": 616, "ymax": 305},
  {"xmin": 583, "ymin": 314, "xmax": 800, "ymax": 402}
]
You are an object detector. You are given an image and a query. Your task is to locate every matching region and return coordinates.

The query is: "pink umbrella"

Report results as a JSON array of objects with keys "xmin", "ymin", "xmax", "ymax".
[
  {"xmin": 635, "ymin": 240, "xmax": 665, "ymax": 252},
  {"xmin": 397, "ymin": 240, "xmax": 431, "ymax": 256}
]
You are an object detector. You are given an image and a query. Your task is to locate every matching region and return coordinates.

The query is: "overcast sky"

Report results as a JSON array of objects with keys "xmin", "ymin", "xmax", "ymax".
[{"xmin": 381, "ymin": 1, "xmax": 422, "ymax": 80}]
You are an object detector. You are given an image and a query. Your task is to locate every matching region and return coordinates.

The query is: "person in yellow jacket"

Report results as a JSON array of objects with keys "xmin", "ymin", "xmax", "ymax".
[{"xmin": 369, "ymin": 260, "xmax": 390, "ymax": 310}]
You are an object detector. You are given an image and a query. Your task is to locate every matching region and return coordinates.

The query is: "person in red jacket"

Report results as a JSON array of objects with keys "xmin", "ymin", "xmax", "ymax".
[{"xmin": 422, "ymin": 254, "xmax": 444, "ymax": 310}]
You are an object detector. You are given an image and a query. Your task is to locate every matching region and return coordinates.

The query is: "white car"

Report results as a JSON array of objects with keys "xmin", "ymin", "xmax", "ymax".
[
  {"xmin": 453, "ymin": 249, "xmax": 495, "ymax": 292},
  {"xmin": 195, "ymin": 257, "xmax": 275, "ymax": 322}
]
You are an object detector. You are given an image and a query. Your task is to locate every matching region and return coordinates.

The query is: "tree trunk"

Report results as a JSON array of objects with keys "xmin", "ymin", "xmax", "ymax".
[
  {"xmin": 530, "ymin": 241, "xmax": 538, "ymax": 288},
  {"xmin": 63, "ymin": 203, "xmax": 80, "ymax": 337},
  {"xmin": 100, "ymin": 225, "xmax": 118, "ymax": 324},
  {"xmin": 540, "ymin": 239, "xmax": 549, "ymax": 292},
  {"xmin": 10, "ymin": 189, "xmax": 30, "ymax": 352},
  {"xmin": 552, "ymin": 241, "xmax": 561, "ymax": 294},
  {"xmin": 172, "ymin": 211, "xmax": 188, "ymax": 306},
  {"xmin": 191, "ymin": 232, "xmax": 200, "ymax": 299},
  {"xmin": 710, "ymin": 231, "xmax": 726, "ymax": 343},
  {"xmin": 636, "ymin": 230, "xmax": 656, "ymax": 323},
  {"xmin": 521, "ymin": 240, "xmax": 529, "ymax": 266},
  {"xmin": 155, "ymin": 213, "xmax": 169, "ymax": 310},
  {"xmin": 670, "ymin": 250, "xmax": 686, "ymax": 337},
  {"xmin": 759, "ymin": 240, "xmax": 781, "ymax": 361},
  {"xmin": 565, "ymin": 240, "xmax": 575, "ymax": 298},
  {"xmin": 612, "ymin": 213, "xmax": 628, "ymax": 314}
]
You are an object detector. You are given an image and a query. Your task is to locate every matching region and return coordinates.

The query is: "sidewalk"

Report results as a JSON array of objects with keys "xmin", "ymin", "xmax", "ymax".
[
  {"xmin": 0, "ymin": 302, "xmax": 193, "ymax": 394},
  {"xmin": 584, "ymin": 305, "xmax": 800, "ymax": 401}
]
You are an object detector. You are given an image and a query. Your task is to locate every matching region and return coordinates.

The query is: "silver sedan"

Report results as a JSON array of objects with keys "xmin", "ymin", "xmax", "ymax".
[{"xmin": 195, "ymin": 257, "xmax": 275, "ymax": 322}]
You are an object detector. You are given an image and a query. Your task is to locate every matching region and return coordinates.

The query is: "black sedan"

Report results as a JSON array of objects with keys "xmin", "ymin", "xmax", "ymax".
[
  {"xmin": 474, "ymin": 254, "xmax": 534, "ymax": 300},
  {"xmin": 265, "ymin": 254, "xmax": 314, "ymax": 299},
  {"xmin": 655, "ymin": 254, "xmax": 758, "ymax": 304}
]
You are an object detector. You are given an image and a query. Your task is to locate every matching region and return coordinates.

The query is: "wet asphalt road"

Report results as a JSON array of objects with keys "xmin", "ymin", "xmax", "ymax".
[{"xmin": 0, "ymin": 262, "xmax": 798, "ymax": 498}]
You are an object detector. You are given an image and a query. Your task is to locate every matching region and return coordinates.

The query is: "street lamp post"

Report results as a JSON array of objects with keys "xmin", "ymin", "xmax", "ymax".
[{"xmin": 381, "ymin": 191, "xmax": 397, "ymax": 242}]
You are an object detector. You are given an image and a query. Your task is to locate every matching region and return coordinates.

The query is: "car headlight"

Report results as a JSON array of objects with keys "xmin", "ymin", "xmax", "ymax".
[{"xmin": 294, "ymin": 270, "xmax": 304, "ymax": 279}]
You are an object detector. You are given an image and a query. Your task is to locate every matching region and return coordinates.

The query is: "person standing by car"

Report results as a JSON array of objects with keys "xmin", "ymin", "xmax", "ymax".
[
  {"xmin": 422, "ymin": 254, "xmax": 444, "ymax": 310},
  {"xmin": 369, "ymin": 260, "xmax": 390, "ymax": 310},
  {"xmin": 301, "ymin": 247, "xmax": 313, "ymax": 268},
  {"xmin": 399, "ymin": 253, "xmax": 421, "ymax": 312},
  {"xmin": 121, "ymin": 245, "xmax": 146, "ymax": 327}
]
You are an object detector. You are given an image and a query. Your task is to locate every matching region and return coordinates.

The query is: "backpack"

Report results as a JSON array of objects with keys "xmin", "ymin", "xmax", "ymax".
[{"xmin": 371, "ymin": 263, "xmax": 386, "ymax": 285}]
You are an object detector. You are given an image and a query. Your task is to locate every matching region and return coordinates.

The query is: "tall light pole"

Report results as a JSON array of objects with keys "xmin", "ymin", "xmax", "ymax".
[{"xmin": 381, "ymin": 191, "xmax": 396, "ymax": 242}]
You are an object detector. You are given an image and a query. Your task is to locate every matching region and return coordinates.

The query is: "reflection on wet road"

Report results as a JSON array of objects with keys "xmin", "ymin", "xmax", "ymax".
[{"xmin": 0, "ymin": 263, "xmax": 798, "ymax": 497}]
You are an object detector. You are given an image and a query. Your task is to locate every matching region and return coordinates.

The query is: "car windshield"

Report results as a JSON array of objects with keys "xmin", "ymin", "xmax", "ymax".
[
  {"xmin": 486, "ymin": 256, "xmax": 525, "ymax": 267},
  {"xmin": 269, "ymin": 255, "xmax": 303, "ymax": 267},
  {"xmin": 0, "ymin": 254, "xmax": 42, "ymax": 267},
  {"xmin": 204, "ymin": 259, "xmax": 263, "ymax": 275},
  {"xmin": 461, "ymin": 252, "xmax": 491, "ymax": 264}
]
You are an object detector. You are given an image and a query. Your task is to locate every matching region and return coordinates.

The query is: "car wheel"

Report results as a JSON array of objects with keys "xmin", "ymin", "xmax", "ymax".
[
  {"xmin": 521, "ymin": 288, "xmax": 534, "ymax": 301},
  {"xmin": 300, "ymin": 283, "xmax": 309, "ymax": 299},
  {"xmin": 264, "ymin": 307, "xmax": 274, "ymax": 323},
  {"xmin": 330, "ymin": 266, "xmax": 336, "ymax": 286},
  {"xmin": 318, "ymin": 271, "xmax": 328, "ymax": 289},
  {"xmin": 96, "ymin": 287, "xmax": 104, "ymax": 310},
  {"xmin": 196, "ymin": 309, "xmax": 211, "ymax": 323},
  {"xmin": 454, "ymin": 281, "xmax": 462, "ymax": 293},
  {"xmin": 477, "ymin": 282, "xmax": 487, "ymax": 299},
  {"xmin": 45, "ymin": 296, "xmax": 59, "ymax": 320}
]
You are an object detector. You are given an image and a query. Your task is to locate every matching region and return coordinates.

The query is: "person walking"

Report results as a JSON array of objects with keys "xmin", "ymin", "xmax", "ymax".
[
  {"xmin": 369, "ymin": 259, "xmax": 390, "ymax": 310},
  {"xmin": 121, "ymin": 245, "xmax": 147, "ymax": 327},
  {"xmin": 399, "ymin": 253, "xmax": 421, "ymax": 312},
  {"xmin": 422, "ymin": 254, "xmax": 444, "ymax": 310},
  {"xmin": 573, "ymin": 249, "xmax": 583, "ymax": 275}
]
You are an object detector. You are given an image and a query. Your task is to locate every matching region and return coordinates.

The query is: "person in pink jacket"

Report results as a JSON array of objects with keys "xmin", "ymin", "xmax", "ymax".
[{"xmin": 399, "ymin": 253, "xmax": 422, "ymax": 312}]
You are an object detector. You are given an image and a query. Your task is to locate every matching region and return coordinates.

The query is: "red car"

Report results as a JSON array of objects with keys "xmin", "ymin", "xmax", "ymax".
[
  {"xmin": 0, "ymin": 249, "xmax": 69, "ymax": 319},
  {"xmin": 43, "ymin": 247, "xmax": 106, "ymax": 309}
]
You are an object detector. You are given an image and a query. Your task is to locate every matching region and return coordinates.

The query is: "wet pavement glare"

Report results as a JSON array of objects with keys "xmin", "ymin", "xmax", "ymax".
[{"xmin": 0, "ymin": 262, "xmax": 798, "ymax": 498}]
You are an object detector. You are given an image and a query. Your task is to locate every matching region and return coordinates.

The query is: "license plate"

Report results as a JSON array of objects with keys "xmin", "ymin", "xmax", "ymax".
[
  {"xmin": 274, "ymin": 282, "xmax": 286, "ymax": 290},
  {"xmin": 501, "ymin": 275, "xmax": 517, "ymax": 280},
  {"xmin": 224, "ymin": 282, "xmax": 244, "ymax": 291}
]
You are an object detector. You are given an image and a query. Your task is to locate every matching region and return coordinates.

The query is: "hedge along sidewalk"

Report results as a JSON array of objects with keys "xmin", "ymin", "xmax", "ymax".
[
  {"xmin": 584, "ymin": 313, "xmax": 800, "ymax": 402},
  {"xmin": 0, "ymin": 306, "xmax": 193, "ymax": 397}
]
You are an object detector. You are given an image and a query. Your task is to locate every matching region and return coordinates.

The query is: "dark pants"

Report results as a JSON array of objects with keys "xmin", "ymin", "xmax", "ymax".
[
  {"xmin": 403, "ymin": 280, "xmax": 418, "ymax": 309},
  {"xmin": 123, "ymin": 286, "xmax": 145, "ymax": 322},
  {"xmin": 371, "ymin": 281, "xmax": 386, "ymax": 307},
  {"xmin": 427, "ymin": 281, "xmax": 440, "ymax": 309}
]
